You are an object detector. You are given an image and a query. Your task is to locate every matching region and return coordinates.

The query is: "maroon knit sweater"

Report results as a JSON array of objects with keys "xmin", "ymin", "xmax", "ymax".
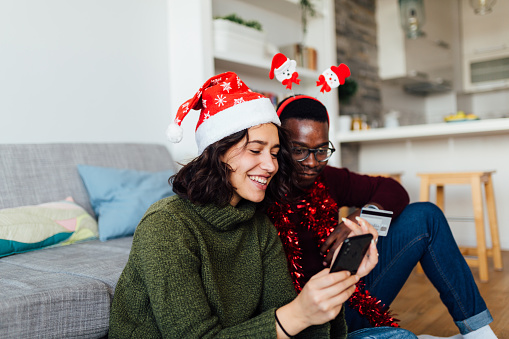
[{"xmin": 278, "ymin": 166, "xmax": 410, "ymax": 285}]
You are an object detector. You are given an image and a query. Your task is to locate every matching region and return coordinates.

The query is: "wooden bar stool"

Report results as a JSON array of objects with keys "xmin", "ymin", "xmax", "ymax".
[{"xmin": 417, "ymin": 171, "xmax": 503, "ymax": 282}]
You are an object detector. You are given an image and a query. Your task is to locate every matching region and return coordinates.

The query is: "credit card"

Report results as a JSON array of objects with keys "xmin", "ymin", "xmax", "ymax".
[{"xmin": 359, "ymin": 207, "xmax": 393, "ymax": 236}]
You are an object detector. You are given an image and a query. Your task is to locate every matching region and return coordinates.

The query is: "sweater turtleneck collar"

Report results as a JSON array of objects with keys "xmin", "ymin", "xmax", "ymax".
[{"xmin": 187, "ymin": 199, "xmax": 257, "ymax": 231}]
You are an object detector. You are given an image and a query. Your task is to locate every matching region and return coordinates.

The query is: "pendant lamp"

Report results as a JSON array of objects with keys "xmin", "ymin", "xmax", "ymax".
[
  {"xmin": 399, "ymin": 0, "xmax": 425, "ymax": 39},
  {"xmin": 469, "ymin": 0, "xmax": 496, "ymax": 15}
]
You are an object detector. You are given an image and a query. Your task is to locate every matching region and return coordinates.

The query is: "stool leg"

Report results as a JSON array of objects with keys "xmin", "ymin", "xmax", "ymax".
[
  {"xmin": 419, "ymin": 177, "xmax": 430, "ymax": 202},
  {"xmin": 485, "ymin": 176, "xmax": 503, "ymax": 271},
  {"xmin": 416, "ymin": 177, "xmax": 430, "ymax": 274},
  {"xmin": 436, "ymin": 185, "xmax": 445, "ymax": 212},
  {"xmin": 472, "ymin": 176, "xmax": 489, "ymax": 282}
]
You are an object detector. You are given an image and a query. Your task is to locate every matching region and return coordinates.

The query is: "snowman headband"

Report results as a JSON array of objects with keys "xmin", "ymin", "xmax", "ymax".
[{"xmin": 269, "ymin": 52, "xmax": 351, "ymax": 96}]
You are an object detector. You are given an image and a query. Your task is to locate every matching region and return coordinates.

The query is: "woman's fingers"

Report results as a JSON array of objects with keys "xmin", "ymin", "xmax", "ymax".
[
  {"xmin": 342, "ymin": 216, "xmax": 379, "ymax": 243},
  {"xmin": 355, "ymin": 216, "xmax": 379, "ymax": 242},
  {"xmin": 325, "ymin": 282, "xmax": 357, "ymax": 307},
  {"xmin": 308, "ymin": 268, "xmax": 350, "ymax": 288},
  {"xmin": 296, "ymin": 269, "xmax": 360, "ymax": 326},
  {"xmin": 341, "ymin": 217, "xmax": 362, "ymax": 235},
  {"xmin": 306, "ymin": 268, "xmax": 359, "ymax": 301},
  {"xmin": 312, "ymin": 273, "xmax": 358, "ymax": 307},
  {"xmin": 355, "ymin": 241, "xmax": 378, "ymax": 278}
]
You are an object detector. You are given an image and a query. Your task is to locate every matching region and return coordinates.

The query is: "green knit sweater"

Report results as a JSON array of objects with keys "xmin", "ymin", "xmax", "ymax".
[{"xmin": 109, "ymin": 195, "xmax": 345, "ymax": 338}]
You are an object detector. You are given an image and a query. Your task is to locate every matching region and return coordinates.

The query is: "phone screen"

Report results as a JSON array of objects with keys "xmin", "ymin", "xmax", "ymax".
[{"xmin": 330, "ymin": 233, "xmax": 373, "ymax": 274}]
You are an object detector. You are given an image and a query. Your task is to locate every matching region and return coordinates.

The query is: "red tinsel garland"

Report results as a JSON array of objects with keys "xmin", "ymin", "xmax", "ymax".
[
  {"xmin": 350, "ymin": 281, "xmax": 400, "ymax": 327},
  {"xmin": 267, "ymin": 176, "xmax": 399, "ymax": 327},
  {"xmin": 268, "ymin": 177, "xmax": 337, "ymax": 291}
]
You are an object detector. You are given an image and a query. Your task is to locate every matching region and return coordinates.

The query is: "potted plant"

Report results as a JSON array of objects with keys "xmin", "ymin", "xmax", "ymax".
[
  {"xmin": 213, "ymin": 14, "xmax": 266, "ymax": 58},
  {"xmin": 338, "ymin": 78, "xmax": 358, "ymax": 104},
  {"xmin": 300, "ymin": 0, "xmax": 316, "ymax": 39}
]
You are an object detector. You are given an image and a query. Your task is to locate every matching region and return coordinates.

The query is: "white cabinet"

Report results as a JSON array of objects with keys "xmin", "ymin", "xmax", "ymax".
[
  {"xmin": 461, "ymin": 0, "xmax": 509, "ymax": 56},
  {"xmin": 376, "ymin": 0, "xmax": 455, "ymax": 93},
  {"xmin": 461, "ymin": 0, "xmax": 509, "ymax": 92}
]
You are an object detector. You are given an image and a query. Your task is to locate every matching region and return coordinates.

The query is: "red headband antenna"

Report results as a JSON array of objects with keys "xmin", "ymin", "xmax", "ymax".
[{"xmin": 276, "ymin": 95, "xmax": 330, "ymax": 125}]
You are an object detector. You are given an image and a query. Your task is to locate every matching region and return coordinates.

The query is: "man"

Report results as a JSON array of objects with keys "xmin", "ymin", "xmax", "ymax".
[{"xmin": 267, "ymin": 95, "xmax": 496, "ymax": 339}]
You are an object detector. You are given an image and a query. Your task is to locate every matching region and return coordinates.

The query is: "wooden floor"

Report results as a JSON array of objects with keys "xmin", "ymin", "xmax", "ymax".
[{"xmin": 390, "ymin": 251, "xmax": 509, "ymax": 338}]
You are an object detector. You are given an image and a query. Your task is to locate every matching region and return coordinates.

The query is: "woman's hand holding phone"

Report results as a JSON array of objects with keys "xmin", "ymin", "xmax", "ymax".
[
  {"xmin": 337, "ymin": 216, "xmax": 379, "ymax": 278},
  {"xmin": 277, "ymin": 268, "xmax": 359, "ymax": 336},
  {"xmin": 275, "ymin": 216, "xmax": 378, "ymax": 337}
]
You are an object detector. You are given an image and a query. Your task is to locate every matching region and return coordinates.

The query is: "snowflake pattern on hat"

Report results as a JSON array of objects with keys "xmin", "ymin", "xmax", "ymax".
[{"xmin": 167, "ymin": 72, "xmax": 280, "ymax": 154}]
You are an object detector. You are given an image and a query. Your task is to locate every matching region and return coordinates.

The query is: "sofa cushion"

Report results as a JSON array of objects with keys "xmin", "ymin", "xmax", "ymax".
[
  {"xmin": 0, "ymin": 236, "xmax": 133, "ymax": 338},
  {"xmin": 0, "ymin": 197, "xmax": 98, "ymax": 257},
  {"xmin": 0, "ymin": 236, "xmax": 133, "ymax": 291},
  {"xmin": 77, "ymin": 165, "xmax": 175, "ymax": 241},
  {"xmin": 0, "ymin": 266, "xmax": 111, "ymax": 339}
]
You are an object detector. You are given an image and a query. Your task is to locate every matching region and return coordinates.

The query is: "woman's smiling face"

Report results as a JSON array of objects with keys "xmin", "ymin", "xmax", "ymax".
[{"xmin": 221, "ymin": 123, "xmax": 280, "ymax": 206}]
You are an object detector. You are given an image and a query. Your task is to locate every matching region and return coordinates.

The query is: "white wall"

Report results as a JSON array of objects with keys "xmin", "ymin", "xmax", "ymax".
[
  {"xmin": 0, "ymin": 0, "xmax": 213, "ymax": 164},
  {"xmin": 166, "ymin": 0, "xmax": 213, "ymax": 163},
  {"xmin": 0, "ymin": 0, "xmax": 166, "ymax": 145}
]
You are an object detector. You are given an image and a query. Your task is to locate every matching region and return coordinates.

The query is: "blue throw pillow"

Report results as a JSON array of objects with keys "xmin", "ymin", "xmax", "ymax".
[{"xmin": 77, "ymin": 165, "xmax": 175, "ymax": 241}]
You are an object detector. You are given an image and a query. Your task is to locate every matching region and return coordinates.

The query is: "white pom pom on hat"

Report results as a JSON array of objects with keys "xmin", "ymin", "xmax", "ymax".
[
  {"xmin": 167, "ymin": 71, "xmax": 280, "ymax": 154},
  {"xmin": 165, "ymin": 122, "xmax": 183, "ymax": 143}
]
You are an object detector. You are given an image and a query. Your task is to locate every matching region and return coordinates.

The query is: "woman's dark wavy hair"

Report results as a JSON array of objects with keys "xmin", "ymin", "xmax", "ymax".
[{"xmin": 170, "ymin": 123, "xmax": 298, "ymax": 208}]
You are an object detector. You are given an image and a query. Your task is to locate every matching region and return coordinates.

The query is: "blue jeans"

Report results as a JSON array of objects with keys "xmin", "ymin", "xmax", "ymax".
[
  {"xmin": 345, "ymin": 202, "xmax": 493, "ymax": 335},
  {"xmin": 348, "ymin": 326, "xmax": 417, "ymax": 338}
]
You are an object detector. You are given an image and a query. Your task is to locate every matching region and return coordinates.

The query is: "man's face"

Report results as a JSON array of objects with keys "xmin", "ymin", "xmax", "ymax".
[{"xmin": 282, "ymin": 118, "xmax": 329, "ymax": 189}]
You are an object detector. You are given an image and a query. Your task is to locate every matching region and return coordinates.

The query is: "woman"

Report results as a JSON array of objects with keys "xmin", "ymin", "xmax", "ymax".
[{"xmin": 109, "ymin": 73, "xmax": 413, "ymax": 338}]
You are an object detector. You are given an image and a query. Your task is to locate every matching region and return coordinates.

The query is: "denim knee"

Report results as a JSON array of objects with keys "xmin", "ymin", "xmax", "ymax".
[
  {"xmin": 400, "ymin": 202, "xmax": 443, "ymax": 220},
  {"xmin": 395, "ymin": 202, "xmax": 446, "ymax": 234},
  {"xmin": 348, "ymin": 326, "xmax": 417, "ymax": 339}
]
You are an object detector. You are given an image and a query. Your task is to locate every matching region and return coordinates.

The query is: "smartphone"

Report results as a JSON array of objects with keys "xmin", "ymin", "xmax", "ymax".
[{"xmin": 329, "ymin": 233, "xmax": 373, "ymax": 274}]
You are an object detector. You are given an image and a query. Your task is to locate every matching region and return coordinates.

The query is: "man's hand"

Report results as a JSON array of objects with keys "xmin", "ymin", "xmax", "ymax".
[
  {"xmin": 320, "ymin": 207, "xmax": 363, "ymax": 266},
  {"xmin": 320, "ymin": 222, "xmax": 350, "ymax": 266},
  {"xmin": 321, "ymin": 204, "xmax": 383, "ymax": 266}
]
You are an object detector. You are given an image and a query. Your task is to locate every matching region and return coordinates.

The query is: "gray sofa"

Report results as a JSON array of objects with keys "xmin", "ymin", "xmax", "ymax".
[{"xmin": 0, "ymin": 143, "xmax": 177, "ymax": 338}]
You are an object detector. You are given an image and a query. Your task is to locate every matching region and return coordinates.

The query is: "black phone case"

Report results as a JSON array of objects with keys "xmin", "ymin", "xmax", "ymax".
[{"xmin": 329, "ymin": 233, "xmax": 373, "ymax": 274}]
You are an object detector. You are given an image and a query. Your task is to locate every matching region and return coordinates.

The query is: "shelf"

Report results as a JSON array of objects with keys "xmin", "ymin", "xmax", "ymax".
[
  {"xmin": 337, "ymin": 118, "xmax": 509, "ymax": 144},
  {"xmin": 237, "ymin": 0, "xmax": 324, "ymax": 20},
  {"xmin": 214, "ymin": 51, "xmax": 320, "ymax": 80}
]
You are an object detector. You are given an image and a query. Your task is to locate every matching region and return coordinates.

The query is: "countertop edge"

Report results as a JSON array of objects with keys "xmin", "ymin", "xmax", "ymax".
[{"xmin": 337, "ymin": 118, "xmax": 509, "ymax": 143}]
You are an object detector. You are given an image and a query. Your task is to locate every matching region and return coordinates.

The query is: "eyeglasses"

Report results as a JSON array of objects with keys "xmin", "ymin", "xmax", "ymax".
[{"xmin": 291, "ymin": 141, "xmax": 336, "ymax": 162}]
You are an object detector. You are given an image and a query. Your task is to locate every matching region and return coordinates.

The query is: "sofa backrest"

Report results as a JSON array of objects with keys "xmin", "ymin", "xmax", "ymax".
[{"xmin": 0, "ymin": 143, "xmax": 177, "ymax": 216}]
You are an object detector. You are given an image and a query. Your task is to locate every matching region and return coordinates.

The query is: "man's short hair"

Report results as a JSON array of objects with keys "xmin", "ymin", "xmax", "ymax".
[{"xmin": 277, "ymin": 95, "xmax": 329, "ymax": 124}]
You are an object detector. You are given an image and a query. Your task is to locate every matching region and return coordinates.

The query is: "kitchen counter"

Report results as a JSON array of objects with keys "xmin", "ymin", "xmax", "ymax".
[
  {"xmin": 342, "ymin": 117, "xmax": 509, "ymax": 250},
  {"xmin": 337, "ymin": 118, "xmax": 509, "ymax": 144}
]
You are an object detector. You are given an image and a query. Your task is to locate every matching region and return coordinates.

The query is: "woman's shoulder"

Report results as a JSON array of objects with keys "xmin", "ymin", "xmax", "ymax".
[
  {"xmin": 136, "ymin": 195, "xmax": 192, "ymax": 231},
  {"xmin": 145, "ymin": 194, "xmax": 184, "ymax": 214},
  {"xmin": 134, "ymin": 195, "xmax": 198, "ymax": 242}
]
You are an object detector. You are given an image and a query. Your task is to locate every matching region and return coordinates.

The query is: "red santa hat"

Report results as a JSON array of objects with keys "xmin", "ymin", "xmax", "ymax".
[
  {"xmin": 166, "ymin": 72, "xmax": 280, "ymax": 154},
  {"xmin": 269, "ymin": 53, "xmax": 292, "ymax": 80}
]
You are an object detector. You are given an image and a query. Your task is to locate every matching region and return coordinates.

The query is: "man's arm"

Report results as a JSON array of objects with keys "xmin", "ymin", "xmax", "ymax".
[{"xmin": 319, "ymin": 167, "xmax": 409, "ymax": 265}]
